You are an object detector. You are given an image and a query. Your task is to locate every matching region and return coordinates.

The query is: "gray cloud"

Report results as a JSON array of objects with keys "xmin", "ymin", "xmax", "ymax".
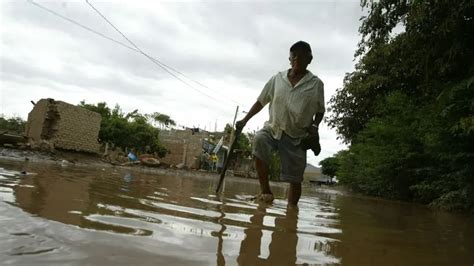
[
  {"xmin": 4, "ymin": 1, "xmax": 361, "ymax": 80},
  {"xmin": 0, "ymin": 56, "xmax": 163, "ymax": 97},
  {"xmin": 0, "ymin": 0, "xmax": 362, "ymax": 164}
]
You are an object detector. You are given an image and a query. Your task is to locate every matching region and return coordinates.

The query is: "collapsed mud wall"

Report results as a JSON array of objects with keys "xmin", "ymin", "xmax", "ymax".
[
  {"xmin": 24, "ymin": 100, "xmax": 48, "ymax": 142},
  {"xmin": 25, "ymin": 99, "xmax": 101, "ymax": 153}
]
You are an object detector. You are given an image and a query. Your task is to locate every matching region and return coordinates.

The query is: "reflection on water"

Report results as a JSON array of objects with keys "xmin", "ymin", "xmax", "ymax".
[{"xmin": 0, "ymin": 160, "xmax": 473, "ymax": 265}]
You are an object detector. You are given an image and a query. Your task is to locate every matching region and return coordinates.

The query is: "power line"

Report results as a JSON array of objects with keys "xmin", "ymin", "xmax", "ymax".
[
  {"xmin": 28, "ymin": 0, "xmax": 137, "ymax": 52},
  {"xmin": 28, "ymin": 0, "xmax": 239, "ymax": 109},
  {"xmin": 85, "ymin": 0, "xmax": 243, "ymax": 107},
  {"xmin": 84, "ymin": 0, "xmax": 221, "ymax": 104}
]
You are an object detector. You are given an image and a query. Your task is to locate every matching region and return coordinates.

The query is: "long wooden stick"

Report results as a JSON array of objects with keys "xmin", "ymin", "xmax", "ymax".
[{"xmin": 215, "ymin": 127, "xmax": 242, "ymax": 193}]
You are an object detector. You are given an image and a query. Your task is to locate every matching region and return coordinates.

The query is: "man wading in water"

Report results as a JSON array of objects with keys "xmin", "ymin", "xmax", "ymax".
[{"xmin": 236, "ymin": 41, "xmax": 325, "ymax": 206}]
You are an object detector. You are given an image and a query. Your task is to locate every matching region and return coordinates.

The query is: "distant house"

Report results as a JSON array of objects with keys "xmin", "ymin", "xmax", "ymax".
[
  {"xmin": 158, "ymin": 129, "xmax": 254, "ymax": 176},
  {"xmin": 304, "ymin": 163, "xmax": 331, "ymax": 184},
  {"xmin": 25, "ymin": 98, "xmax": 101, "ymax": 153},
  {"xmin": 157, "ymin": 129, "xmax": 218, "ymax": 168},
  {"xmin": 159, "ymin": 129, "xmax": 206, "ymax": 168}
]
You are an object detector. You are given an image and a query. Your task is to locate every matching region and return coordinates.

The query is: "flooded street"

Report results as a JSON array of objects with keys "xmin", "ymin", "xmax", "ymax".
[{"xmin": 0, "ymin": 159, "xmax": 473, "ymax": 265}]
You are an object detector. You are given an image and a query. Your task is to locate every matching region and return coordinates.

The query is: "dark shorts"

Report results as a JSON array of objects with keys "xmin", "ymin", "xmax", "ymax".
[{"xmin": 252, "ymin": 127, "xmax": 306, "ymax": 183}]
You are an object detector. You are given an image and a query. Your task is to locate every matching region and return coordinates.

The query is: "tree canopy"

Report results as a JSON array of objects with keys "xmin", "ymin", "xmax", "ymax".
[
  {"xmin": 0, "ymin": 116, "xmax": 26, "ymax": 134},
  {"xmin": 326, "ymin": 0, "xmax": 473, "ymax": 212},
  {"xmin": 319, "ymin": 155, "xmax": 340, "ymax": 178},
  {"xmin": 148, "ymin": 112, "xmax": 176, "ymax": 129},
  {"xmin": 79, "ymin": 101, "xmax": 168, "ymax": 157}
]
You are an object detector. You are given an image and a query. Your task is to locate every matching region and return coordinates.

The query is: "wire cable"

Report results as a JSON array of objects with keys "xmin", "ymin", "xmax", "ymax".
[
  {"xmin": 28, "ymin": 0, "xmax": 236, "ymax": 109},
  {"xmin": 28, "ymin": 0, "xmax": 137, "ymax": 52},
  {"xmin": 85, "ymin": 0, "xmax": 243, "ymax": 107}
]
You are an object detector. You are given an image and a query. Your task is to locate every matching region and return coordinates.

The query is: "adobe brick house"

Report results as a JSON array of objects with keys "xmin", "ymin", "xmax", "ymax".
[
  {"xmin": 159, "ymin": 129, "xmax": 257, "ymax": 178},
  {"xmin": 159, "ymin": 129, "xmax": 207, "ymax": 168},
  {"xmin": 25, "ymin": 98, "xmax": 101, "ymax": 153}
]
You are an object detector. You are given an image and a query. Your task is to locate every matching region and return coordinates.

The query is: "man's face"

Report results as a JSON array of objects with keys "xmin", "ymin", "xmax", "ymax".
[{"xmin": 289, "ymin": 50, "xmax": 312, "ymax": 71}]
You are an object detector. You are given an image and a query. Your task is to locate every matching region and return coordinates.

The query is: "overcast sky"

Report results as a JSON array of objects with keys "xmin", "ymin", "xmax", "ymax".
[{"xmin": 0, "ymin": 0, "xmax": 364, "ymax": 166}]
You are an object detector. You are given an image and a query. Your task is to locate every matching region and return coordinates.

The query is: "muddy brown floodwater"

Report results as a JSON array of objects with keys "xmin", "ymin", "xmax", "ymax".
[{"xmin": 0, "ymin": 159, "xmax": 473, "ymax": 265}]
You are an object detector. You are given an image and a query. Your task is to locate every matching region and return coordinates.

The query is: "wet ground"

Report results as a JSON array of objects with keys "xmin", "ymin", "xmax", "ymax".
[{"xmin": 0, "ymin": 159, "xmax": 473, "ymax": 265}]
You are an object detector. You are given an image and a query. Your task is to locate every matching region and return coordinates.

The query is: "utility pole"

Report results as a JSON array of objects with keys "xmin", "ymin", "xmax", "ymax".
[{"xmin": 229, "ymin": 106, "xmax": 239, "ymax": 144}]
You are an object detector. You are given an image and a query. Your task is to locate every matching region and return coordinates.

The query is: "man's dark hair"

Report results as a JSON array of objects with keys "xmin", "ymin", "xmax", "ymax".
[{"xmin": 290, "ymin": 41, "xmax": 312, "ymax": 55}]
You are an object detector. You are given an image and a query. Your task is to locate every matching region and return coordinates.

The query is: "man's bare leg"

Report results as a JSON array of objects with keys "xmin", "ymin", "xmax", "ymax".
[
  {"xmin": 288, "ymin": 183, "xmax": 301, "ymax": 206},
  {"xmin": 255, "ymin": 157, "xmax": 272, "ymax": 195}
]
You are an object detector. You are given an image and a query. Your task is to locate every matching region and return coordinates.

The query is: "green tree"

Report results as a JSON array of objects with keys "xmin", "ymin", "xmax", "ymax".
[
  {"xmin": 0, "ymin": 116, "xmax": 26, "ymax": 134},
  {"xmin": 319, "ymin": 155, "xmax": 340, "ymax": 179},
  {"xmin": 78, "ymin": 101, "xmax": 111, "ymax": 120},
  {"xmin": 327, "ymin": 0, "xmax": 474, "ymax": 211},
  {"xmin": 148, "ymin": 112, "xmax": 176, "ymax": 129},
  {"xmin": 79, "ymin": 101, "xmax": 168, "ymax": 157}
]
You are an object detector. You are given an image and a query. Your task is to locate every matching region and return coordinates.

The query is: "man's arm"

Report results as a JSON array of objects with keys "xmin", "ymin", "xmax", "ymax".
[
  {"xmin": 313, "ymin": 112, "xmax": 324, "ymax": 126},
  {"xmin": 308, "ymin": 112, "xmax": 324, "ymax": 135},
  {"xmin": 235, "ymin": 101, "xmax": 264, "ymax": 130}
]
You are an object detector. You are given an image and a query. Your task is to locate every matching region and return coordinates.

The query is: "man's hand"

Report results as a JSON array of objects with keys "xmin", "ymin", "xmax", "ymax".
[
  {"xmin": 303, "ymin": 124, "xmax": 321, "ymax": 156},
  {"xmin": 235, "ymin": 101, "xmax": 264, "ymax": 132},
  {"xmin": 235, "ymin": 119, "xmax": 247, "ymax": 131},
  {"xmin": 307, "ymin": 124, "xmax": 318, "ymax": 136}
]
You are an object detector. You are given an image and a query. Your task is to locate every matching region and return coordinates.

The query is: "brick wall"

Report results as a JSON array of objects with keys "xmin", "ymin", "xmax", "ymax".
[
  {"xmin": 25, "ymin": 99, "xmax": 101, "ymax": 153},
  {"xmin": 25, "ymin": 100, "xmax": 48, "ymax": 141}
]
